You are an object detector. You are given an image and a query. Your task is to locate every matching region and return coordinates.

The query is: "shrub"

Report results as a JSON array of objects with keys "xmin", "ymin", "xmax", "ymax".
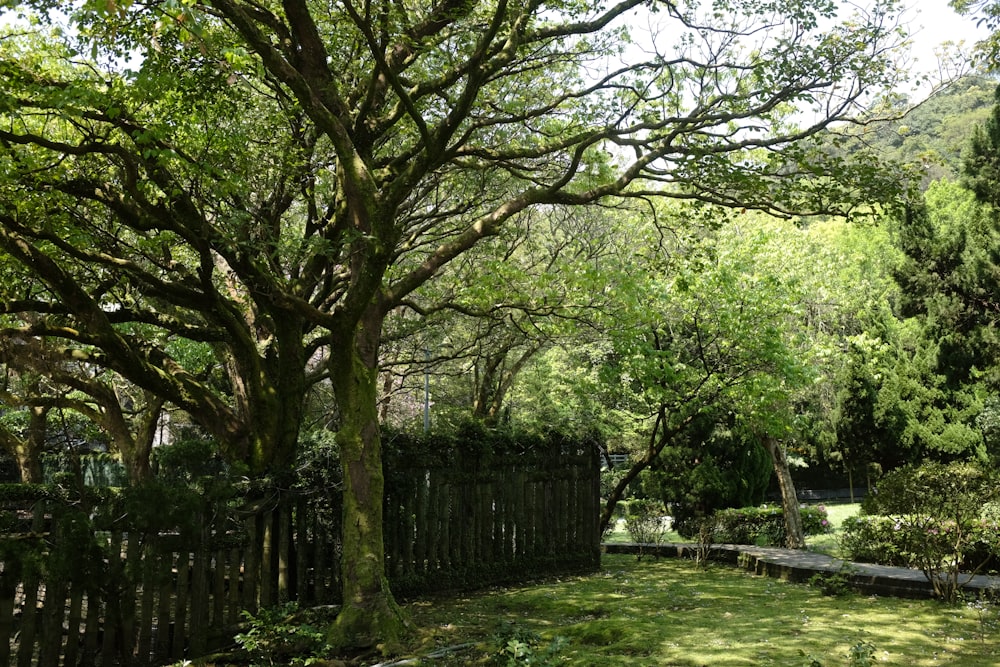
[
  {"xmin": 863, "ymin": 461, "xmax": 996, "ymax": 519},
  {"xmin": 839, "ymin": 515, "xmax": 909, "ymax": 567},
  {"xmin": 841, "ymin": 514, "xmax": 1000, "ymax": 570},
  {"xmin": 492, "ymin": 621, "xmax": 567, "ymax": 666},
  {"xmin": 708, "ymin": 504, "xmax": 830, "ymax": 546},
  {"xmin": 800, "ymin": 505, "xmax": 833, "ymax": 535},
  {"xmin": 847, "ymin": 460, "xmax": 1000, "ymax": 601},
  {"xmin": 623, "ymin": 499, "xmax": 668, "ymax": 559},
  {"xmin": 235, "ymin": 603, "xmax": 330, "ymax": 667},
  {"xmin": 808, "ymin": 563, "xmax": 859, "ymax": 597}
]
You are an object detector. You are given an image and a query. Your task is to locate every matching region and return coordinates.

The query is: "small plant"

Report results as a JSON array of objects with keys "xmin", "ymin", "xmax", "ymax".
[
  {"xmin": 847, "ymin": 639, "xmax": 877, "ymax": 667},
  {"xmin": 492, "ymin": 621, "xmax": 566, "ymax": 666},
  {"xmin": 623, "ymin": 498, "xmax": 668, "ymax": 560},
  {"xmin": 703, "ymin": 504, "xmax": 831, "ymax": 546},
  {"xmin": 808, "ymin": 563, "xmax": 858, "ymax": 597},
  {"xmin": 798, "ymin": 650, "xmax": 823, "ymax": 667},
  {"xmin": 964, "ymin": 588, "xmax": 1000, "ymax": 643},
  {"xmin": 235, "ymin": 603, "xmax": 329, "ymax": 667},
  {"xmin": 694, "ymin": 517, "xmax": 714, "ymax": 569},
  {"xmin": 855, "ymin": 461, "xmax": 1000, "ymax": 603}
]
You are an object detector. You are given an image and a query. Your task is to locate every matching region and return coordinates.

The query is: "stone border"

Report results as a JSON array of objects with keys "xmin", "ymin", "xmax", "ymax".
[{"xmin": 603, "ymin": 542, "xmax": 1000, "ymax": 599}]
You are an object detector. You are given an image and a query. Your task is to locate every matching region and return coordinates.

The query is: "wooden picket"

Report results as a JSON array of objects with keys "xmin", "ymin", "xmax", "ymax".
[{"xmin": 1, "ymin": 442, "xmax": 599, "ymax": 665}]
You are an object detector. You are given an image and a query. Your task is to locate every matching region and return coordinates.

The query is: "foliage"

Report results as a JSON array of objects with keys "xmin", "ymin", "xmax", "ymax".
[
  {"xmin": 965, "ymin": 589, "xmax": 1000, "ymax": 643},
  {"xmin": 845, "ymin": 461, "xmax": 1000, "ymax": 601},
  {"xmin": 964, "ymin": 83, "xmax": 1000, "ymax": 209},
  {"xmin": 829, "ymin": 75, "xmax": 995, "ymax": 186},
  {"xmin": 894, "ymin": 181, "xmax": 1000, "ymax": 389},
  {"xmin": 598, "ymin": 209, "xmax": 839, "ymax": 540},
  {"xmin": 955, "ymin": 0, "xmax": 1000, "ymax": 67},
  {"xmin": 888, "ymin": 182, "xmax": 999, "ymax": 459},
  {"xmin": 600, "ymin": 467, "xmax": 633, "ymax": 505},
  {"xmin": 491, "ymin": 621, "xmax": 566, "ymax": 667},
  {"xmin": 644, "ymin": 416, "xmax": 773, "ymax": 537},
  {"xmin": 839, "ymin": 515, "xmax": 910, "ymax": 566},
  {"xmin": 862, "ymin": 460, "xmax": 998, "ymax": 517},
  {"xmin": 622, "ymin": 499, "xmax": 668, "ymax": 558},
  {"xmin": 235, "ymin": 603, "xmax": 331, "ymax": 667},
  {"xmin": 847, "ymin": 639, "xmax": 878, "ymax": 667},
  {"xmin": 700, "ymin": 504, "xmax": 831, "ymax": 546},
  {"xmin": 808, "ymin": 563, "xmax": 860, "ymax": 597},
  {"xmin": 841, "ymin": 513, "xmax": 1000, "ymax": 570},
  {"xmin": 0, "ymin": 0, "xmax": 917, "ymax": 648},
  {"xmin": 153, "ymin": 436, "xmax": 233, "ymax": 487}
]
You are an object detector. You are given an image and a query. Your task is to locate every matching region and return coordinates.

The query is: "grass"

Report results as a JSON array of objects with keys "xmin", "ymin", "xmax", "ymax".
[
  {"xmin": 397, "ymin": 553, "xmax": 1000, "ymax": 666},
  {"xmin": 806, "ymin": 503, "xmax": 860, "ymax": 558}
]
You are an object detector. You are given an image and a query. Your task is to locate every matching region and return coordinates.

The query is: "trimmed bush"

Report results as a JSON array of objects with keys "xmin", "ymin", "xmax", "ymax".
[
  {"xmin": 845, "ymin": 461, "xmax": 1000, "ymax": 601},
  {"xmin": 708, "ymin": 504, "xmax": 830, "ymax": 546},
  {"xmin": 839, "ymin": 515, "xmax": 910, "ymax": 567}
]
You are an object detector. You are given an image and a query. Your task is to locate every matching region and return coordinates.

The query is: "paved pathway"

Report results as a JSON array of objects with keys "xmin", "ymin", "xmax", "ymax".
[{"xmin": 603, "ymin": 542, "xmax": 1000, "ymax": 598}]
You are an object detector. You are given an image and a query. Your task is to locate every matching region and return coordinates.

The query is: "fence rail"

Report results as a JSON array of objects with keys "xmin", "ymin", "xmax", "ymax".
[{"xmin": 1, "ymin": 443, "xmax": 599, "ymax": 665}]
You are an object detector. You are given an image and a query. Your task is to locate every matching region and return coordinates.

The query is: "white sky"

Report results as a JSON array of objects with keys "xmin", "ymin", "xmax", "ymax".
[{"xmin": 901, "ymin": 0, "xmax": 990, "ymax": 91}]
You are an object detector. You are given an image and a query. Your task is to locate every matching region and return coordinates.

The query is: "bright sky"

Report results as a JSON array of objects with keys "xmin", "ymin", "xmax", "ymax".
[{"xmin": 900, "ymin": 0, "xmax": 990, "ymax": 91}]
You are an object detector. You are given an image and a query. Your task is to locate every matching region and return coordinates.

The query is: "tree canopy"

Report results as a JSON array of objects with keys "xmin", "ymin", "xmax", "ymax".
[{"xmin": 0, "ymin": 0, "xmax": 914, "ymax": 649}]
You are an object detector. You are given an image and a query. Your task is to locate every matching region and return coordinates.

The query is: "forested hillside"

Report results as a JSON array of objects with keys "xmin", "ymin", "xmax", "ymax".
[{"xmin": 847, "ymin": 75, "xmax": 998, "ymax": 183}]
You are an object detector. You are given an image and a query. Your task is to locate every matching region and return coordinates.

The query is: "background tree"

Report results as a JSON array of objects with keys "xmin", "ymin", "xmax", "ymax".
[
  {"xmin": 592, "ymin": 207, "xmax": 832, "ymax": 547},
  {"xmin": 964, "ymin": 83, "xmax": 1000, "ymax": 207},
  {"xmin": 889, "ymin": 182, "xmax": 997, "ymax": 458},
  {"xmin": 954, "ymin": 0, "xmax": 1000, "ymax": 66}
]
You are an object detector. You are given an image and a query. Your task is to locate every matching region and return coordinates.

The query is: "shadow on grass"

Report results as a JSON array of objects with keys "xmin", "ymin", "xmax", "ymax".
[{"xmin": 403, "ymin": 554, "xmax": 999, "ymax": 666}]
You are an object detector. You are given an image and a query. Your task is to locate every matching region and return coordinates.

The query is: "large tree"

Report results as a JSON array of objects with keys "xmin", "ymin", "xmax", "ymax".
[{"xmin": 1, "ymin": 0, "xmax": 909, "ymax": 649}]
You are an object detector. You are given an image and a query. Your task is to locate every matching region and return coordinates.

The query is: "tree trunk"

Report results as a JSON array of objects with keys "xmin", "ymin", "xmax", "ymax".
[
  {"xmin": 763, "ymin": 436, "xmax": 805, "ymax": 549},
  {"xmin": 327, "ymin": 312, "xmax": 408, "ymax": 652},
  {"xmin": 18, "ymin": 406, "xmax": 48, "ymax": 483},
  {"xmin": 12, "ymin": 437, "xmax": 43, "ymax": 483}
]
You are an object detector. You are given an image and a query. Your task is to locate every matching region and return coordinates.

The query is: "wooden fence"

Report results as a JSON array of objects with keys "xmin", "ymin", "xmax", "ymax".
[{"xmin": 1, "ymin": 442, "xmax": 600, "ymax": 666}]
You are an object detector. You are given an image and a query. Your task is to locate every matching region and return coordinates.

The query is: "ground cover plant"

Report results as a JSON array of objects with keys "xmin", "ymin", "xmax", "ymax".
[{"xmin": 395, "ymin": 554, "xmax": 1000, "ymax": 666}]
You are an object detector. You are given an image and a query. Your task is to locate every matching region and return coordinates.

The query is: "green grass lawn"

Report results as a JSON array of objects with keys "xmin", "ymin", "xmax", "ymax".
[
  {"xmin": 400, "ymin": 553, "xmax": 1000, "ymax": 666},
  {"xmin": 806, "ymin": 503, "xmax": 860, "ymax": 558}
]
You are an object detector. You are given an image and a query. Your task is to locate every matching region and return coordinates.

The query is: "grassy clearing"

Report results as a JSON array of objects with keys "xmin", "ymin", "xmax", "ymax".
[
  {"xmin": 399, "ymin": 553, "xmax": 999, "ymax": 666},
  {"xmin": 602, "ymin": 503, "xmax": 863, "ymax": 559}
]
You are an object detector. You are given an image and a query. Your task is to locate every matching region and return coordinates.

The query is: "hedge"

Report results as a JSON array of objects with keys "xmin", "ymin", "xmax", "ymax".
[
  {"xmin": 708, "ymin": 504, "xmax": 831, "ymax": 546},
  {"xmin": 840, "ymin": 514, "xmax": 1000, "ymax": 570}
]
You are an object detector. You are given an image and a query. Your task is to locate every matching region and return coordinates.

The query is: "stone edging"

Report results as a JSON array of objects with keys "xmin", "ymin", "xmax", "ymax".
[{"xmin": 602, "ymin": 542, "xmax": 1000, "ymax": 599}]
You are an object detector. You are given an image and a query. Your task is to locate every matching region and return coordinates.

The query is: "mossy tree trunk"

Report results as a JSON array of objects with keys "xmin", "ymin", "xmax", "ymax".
[{"xmin": 327, "ymin": 309, "xmax": 408, "ymax": 651}]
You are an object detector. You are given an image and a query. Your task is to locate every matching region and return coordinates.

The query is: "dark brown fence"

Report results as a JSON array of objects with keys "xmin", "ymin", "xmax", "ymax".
[{"xmin": 1, "ymin": 441, "xmax": 599, "ymax": 666}]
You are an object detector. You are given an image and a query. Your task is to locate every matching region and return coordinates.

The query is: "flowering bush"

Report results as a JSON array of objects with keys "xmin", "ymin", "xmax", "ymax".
[
  {"xmin": 708, "ymin": 504, "xmax": 830, "ymax": 546},
  {"xmin": 801, "ymin": 504, "xmax": 833, "ymax": 535},
  {"xmin": 841, "ymin": 514, "xmax": 1000, "ymax": 571},
  {"xmin": 845, "ymin": 460, "xmax": 1000, "ymax": 601},
  {"xmin": 840, "ymin": 515, "xmax": 909, "ymax": 566}
]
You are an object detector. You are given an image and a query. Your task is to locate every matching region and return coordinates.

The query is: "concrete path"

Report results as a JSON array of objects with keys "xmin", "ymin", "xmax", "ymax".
[{"xmin": 603, "ymin": 542, "xmax": 1000, "ymax": 599}]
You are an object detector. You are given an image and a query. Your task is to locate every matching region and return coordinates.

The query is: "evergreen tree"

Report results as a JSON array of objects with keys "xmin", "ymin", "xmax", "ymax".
[{"xmin": 963, "ymin": 84, "xmax": 1000, "ymax": 208}]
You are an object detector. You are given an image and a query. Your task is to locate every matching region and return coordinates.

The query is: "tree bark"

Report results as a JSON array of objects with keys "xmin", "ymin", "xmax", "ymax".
[
  {"xmin": 327, "ymin": 310, "xmax": 408, "ymax": 652},
  {"xmin": 10, "ymin": 436, "xmax": 43, "ymax": 484},
  {"xmin": 13, "ymin": 406, "xmax": 48, "ymax": 484},
  {"xmin": 763, "ymin": 436, "xmax": 805, "ymax": 549}
]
